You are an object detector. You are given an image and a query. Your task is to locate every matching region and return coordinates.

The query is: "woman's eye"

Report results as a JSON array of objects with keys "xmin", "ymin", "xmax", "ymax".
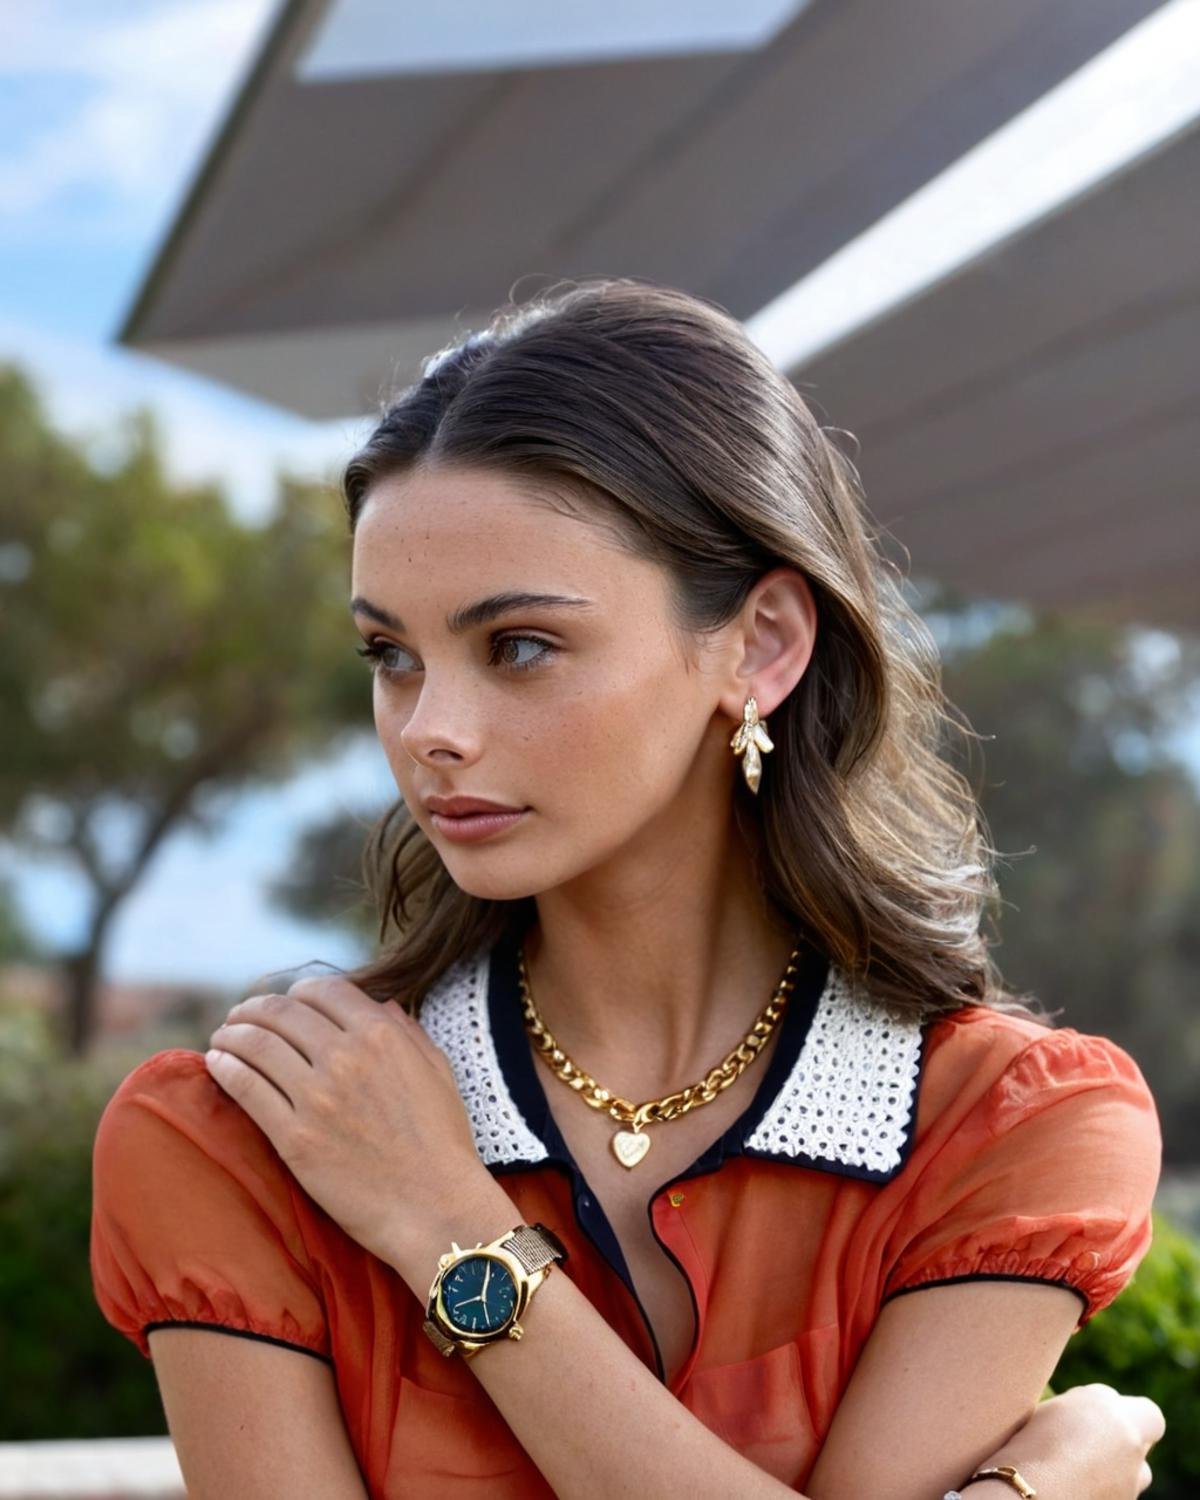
[
  {"xmin": 488, "ymin": 634, "xmax": 557, "ymax": 672},
  {"xmin": 355, "ymin": 634, "xmax": 556, "ymax": 677},
  {"xmin": 355, "ymin": 641, "xmax": 416, "ymax": 676}
]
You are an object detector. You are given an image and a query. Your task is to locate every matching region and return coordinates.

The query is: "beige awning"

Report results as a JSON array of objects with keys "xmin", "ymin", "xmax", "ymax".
[{"xmin": 116, "ymin": 0, "xmax": 1198, "ymax": 628}]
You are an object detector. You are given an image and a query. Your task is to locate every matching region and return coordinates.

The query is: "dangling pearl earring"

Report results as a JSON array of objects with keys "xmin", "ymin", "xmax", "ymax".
[{"xmin": 730, "ymin": 696, "xmax": 774, "ymax": 794}]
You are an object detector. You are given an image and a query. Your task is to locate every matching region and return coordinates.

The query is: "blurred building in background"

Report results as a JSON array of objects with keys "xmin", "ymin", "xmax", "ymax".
[
  {"xmin": 0, "ymin": 961, "xmax": 227, "ymax": 1043},
  {"xmin": 119, "ymin": 0, "xmax": 1199, "ymax": 630}
]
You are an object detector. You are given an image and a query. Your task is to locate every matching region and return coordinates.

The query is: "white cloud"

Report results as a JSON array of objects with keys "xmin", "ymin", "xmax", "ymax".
[
  {"xmin": 0, "ymin": 314, "xmax": 369, "ymax": 520},
  {"xmin": 0, "ymin": 0, "xmax": 278, "ymax": 231}
]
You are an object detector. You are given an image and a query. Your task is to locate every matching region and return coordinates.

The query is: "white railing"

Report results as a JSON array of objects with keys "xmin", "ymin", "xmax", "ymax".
[{"xmin": 0, "ymin": 1439, "xmax": 184, "ymax": 1499}]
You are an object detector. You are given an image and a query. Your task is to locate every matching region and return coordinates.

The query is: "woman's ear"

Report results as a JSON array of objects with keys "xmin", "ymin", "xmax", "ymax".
[{"xmin": 720, "ymin": 566, "xmax": 817, "ymax": 720}]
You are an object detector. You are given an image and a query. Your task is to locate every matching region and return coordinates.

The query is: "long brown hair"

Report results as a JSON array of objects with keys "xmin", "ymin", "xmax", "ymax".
[{"xmin": 336, "ymin": 276, "xmax": 1043, "ymax": 1025}]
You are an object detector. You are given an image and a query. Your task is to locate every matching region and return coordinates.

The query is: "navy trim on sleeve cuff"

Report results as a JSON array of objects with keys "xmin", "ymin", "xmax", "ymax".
[
  {"xmin": 881, "ymin": 1272, "xmax": 1091, "ymax": 1314},
  {"xmin": 142, "ymin": 1319, "xmax": 334, "ymax": 1364}
]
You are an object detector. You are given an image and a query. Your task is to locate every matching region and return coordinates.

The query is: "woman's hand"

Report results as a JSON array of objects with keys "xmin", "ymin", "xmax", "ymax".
[
  {"xmin": 204, "ymin": 976, "xmax": 493, "ymax": 1266},
  {"xmin": 976, "ymin": 1383, "xmax": 1165, "ymax": 1499}
]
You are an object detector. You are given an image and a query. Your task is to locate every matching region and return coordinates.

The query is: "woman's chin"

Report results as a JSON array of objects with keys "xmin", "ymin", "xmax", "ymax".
[
  {"xmin": 440, "ymin": 856, "xmax": 549, "ymax": 903},
  {"xmin": 457, "ymin": 880, "xmax": 546, "ymax": 904}
]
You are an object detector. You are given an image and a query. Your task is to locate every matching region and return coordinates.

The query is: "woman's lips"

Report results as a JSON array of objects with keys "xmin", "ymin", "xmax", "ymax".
[{"xmin": 429, "ymin": 807, "xmax": 530, "ymax": 843}]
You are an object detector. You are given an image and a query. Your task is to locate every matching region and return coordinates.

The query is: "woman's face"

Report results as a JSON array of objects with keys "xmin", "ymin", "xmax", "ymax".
[{"xmin": 349, "ymin": 463, "xmax": 740, "ymax": 901}]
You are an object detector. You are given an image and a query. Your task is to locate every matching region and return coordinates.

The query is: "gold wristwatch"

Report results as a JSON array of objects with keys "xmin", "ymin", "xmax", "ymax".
[{"xmin": 422, "ymin": 1222, "xmax": 568, "ymax": 1359}]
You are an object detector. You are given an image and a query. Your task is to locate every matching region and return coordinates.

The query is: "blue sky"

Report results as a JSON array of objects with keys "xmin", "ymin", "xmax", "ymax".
[
  {"xmin": 0, "ymin": 0, "xmax": 367, "ymax": 517},
  {"xmin": 0, "ymin": 1, "xmax": 385, "ymax": 987},
  {"xmin": 3, "ymin": 2, "xmax": 1199, "ymax": 989}
]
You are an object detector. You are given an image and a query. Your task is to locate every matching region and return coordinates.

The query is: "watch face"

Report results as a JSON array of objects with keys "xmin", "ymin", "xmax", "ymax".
[{"xmin": 441, "ymin": 1253, "xmax": 518, "ymax": 1335}]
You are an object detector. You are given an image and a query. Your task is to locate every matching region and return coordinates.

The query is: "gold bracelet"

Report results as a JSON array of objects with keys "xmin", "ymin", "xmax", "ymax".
[{"xmin": 959, "ymin": 1465, "xmax": 1037, "ymax": 1499}]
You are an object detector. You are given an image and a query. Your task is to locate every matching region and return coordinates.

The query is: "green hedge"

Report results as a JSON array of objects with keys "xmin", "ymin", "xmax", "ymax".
[
  {"xmin": 1050, "ymin": 1212, "xmax": 1200, "ymax": 1498},
  {"xmin": 2, "ymin": 999, "xmax": 1197, "ymax": 1491},
  {"xmin": 0, "ymin": 1005, "xmax": 172, "ymax": 1438}
]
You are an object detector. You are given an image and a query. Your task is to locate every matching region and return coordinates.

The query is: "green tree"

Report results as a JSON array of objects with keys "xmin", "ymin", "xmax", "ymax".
[
  {"xmin": 930, "ymin": 587, "xmax": 1200, "ymax": 1162},
  {"xmin": 0, "ymin": 363, "xmax": 370, "ymax": 1056},
  {"xmin": 265, "ymin": 801, "xmax": 382, "ymax": 940},
  {"xmin": 0, "ymin": 872, "xmax": 45, "ymax": 963}
]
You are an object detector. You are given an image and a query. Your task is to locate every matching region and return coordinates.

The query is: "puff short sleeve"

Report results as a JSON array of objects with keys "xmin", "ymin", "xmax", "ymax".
[
  {"xmin": 90, "ymin": 1048, "xmax": 331, "ymax": 1362},
  {"xmin": 883, "ymin": 1028, "xmax": 1161, "ymax": 1325}
]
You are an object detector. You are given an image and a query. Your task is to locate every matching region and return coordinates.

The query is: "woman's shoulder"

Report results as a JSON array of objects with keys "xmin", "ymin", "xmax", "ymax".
[
  {"xmin": 90, "ymin": 1049, "xmax": 332, "ymax": 1363},
  {"xmin": 110, "ymin": 1044, "xmax": 210, "ymax": 1093},
  {"xmin": 918, "ymin": 1001, "xmax": 1158, "ymax": 1140},
  {"xmin": 92, "ymin": 1046, "xmax": 325, "ymax": 1281},
  {"xmin": 104, "ymin": 1045, "xmax": 239, "ymax": 1123},
  {"xmin": 95, "ymin": 1046, "xmax": 290, "ymax": 1189},
  {"xmin": 925, "ymin": 999, "xmax": 1145, "ymax": 1079},
  {"xmin": 882, "ymin": 1003, "xmax": 1161, "ymax": 1322}
]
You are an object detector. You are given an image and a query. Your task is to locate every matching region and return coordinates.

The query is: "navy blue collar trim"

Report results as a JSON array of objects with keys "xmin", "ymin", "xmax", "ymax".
[
  {"xmin": 469, "ymin": 928, "xmax": 928, "ymax": 1376},
  {"xmin": 486, "ymin": 927, "xmax": 834, "ymax": 1182}
]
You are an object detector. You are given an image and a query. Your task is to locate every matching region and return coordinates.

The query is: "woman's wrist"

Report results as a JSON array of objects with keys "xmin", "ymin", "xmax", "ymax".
[{"xmin": 381, "ymin": 1172, "xmax": 521, "ymax": 1293}]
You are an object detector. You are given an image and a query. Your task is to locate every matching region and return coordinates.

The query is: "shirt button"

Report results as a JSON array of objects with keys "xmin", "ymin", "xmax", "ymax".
[
  {"xmin": 669, "ymin": 1191, "xmax": 685, "ymax": 1206},
  {"xmin": 579, "ymin": 1193, "xmax": 592, "ymax": 1209}
]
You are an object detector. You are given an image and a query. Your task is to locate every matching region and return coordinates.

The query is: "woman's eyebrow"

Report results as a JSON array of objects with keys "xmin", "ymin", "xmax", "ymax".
[{"xmin": 350, "ymin": 591, "xmax": 597, "ymax": 635}]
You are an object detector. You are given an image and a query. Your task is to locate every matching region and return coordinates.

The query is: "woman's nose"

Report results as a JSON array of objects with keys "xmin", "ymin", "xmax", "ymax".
[{"xmin": 396, "ymin": 679, "xmax": 481, "ymax": 767}]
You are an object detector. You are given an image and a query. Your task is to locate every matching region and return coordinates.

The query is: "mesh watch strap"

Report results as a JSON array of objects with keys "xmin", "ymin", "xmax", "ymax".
[
  {"xmin": 500, "ymin": 1222, "xmax": 568, "ymax": 1273},
  {"xmin": 423, "ymin": 1320, "xmax": 460, "ymax": 1355}
]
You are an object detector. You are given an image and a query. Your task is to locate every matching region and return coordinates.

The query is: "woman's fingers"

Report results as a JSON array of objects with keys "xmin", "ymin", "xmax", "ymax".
[
  {"xmin": 1125, "ymin": 1394, "xmax": 1166, "ymax": 1449},
  {"xmin": 1070, "ymin": 1383, "xmax": 1165, "ymax": 1453},
  {"xmin": 209, "ymin": 1020, "xmax": 310, "ymax": 1104},
  {"xmin": 220, "ymin": 990, "xmax": 341, "ymax": 1061},
  {"xmin": 1042, "ymin": 1383, "xmax": 1166, "ymax": 1500}
]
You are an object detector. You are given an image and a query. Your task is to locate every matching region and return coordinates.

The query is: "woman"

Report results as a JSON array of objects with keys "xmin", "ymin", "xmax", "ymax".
[{"xmin": 90, "ymin": 278, "xmax": 1164, "ymax": 1499}]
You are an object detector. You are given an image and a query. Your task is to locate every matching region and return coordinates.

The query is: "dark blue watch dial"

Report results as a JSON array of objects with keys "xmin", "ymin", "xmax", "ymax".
[{"xmin": 442, "ymin": 1254, "xmax": 518, "ymax": 1334}]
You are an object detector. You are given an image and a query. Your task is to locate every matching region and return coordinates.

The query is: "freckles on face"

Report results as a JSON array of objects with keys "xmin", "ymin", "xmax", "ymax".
[{"xmin": 350, "ymin": 465, "xmax": 716, "ymax": 887}]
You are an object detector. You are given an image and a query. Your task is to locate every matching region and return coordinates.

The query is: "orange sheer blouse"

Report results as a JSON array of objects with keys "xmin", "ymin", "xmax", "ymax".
[{"xmin": 90, "ymin": 933, "xmax": 1161, "ymax": 1496}]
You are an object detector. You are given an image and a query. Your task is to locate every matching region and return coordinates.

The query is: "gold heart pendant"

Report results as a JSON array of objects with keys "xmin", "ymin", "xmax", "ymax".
[{"xmin": 612, "ymin": 1129, "xmax": 651, "ymax": 1169}]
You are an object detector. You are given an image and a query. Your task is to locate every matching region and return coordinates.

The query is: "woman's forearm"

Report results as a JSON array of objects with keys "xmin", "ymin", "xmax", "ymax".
[
  {"xmin": 380, "ymin": 1176, "xmax": 1065, "ymax": 1500},
  {"xmin": 456, "ymin": 1260, "xmax": 798, "ymax": 1498},
  {"xmin": 383, "ymin": 1175, "xmax": 801, "ymax": 1500}
]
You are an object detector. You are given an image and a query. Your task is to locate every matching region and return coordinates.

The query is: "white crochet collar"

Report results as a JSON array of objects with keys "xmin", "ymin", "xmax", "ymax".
[{"xmin": 417, "ymin": 945, "xmax": 925, "ymax": 1182}]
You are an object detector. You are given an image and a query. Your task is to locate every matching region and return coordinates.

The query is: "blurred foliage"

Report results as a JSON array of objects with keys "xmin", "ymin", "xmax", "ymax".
[
  {"xmin": 0, "ymin": 1004, "xmax": 170, "ymax": 1439},
  {"xmin": 927, "ymin": 587, "xmax": 1200, "ymax": 1164},
  {"xmin": 1050, "ymin": 1213, "xmax": 1200, "ymax": 1498},
  {"xmin": 265, "ymin": 801, "xmax": 381, "ymax": 940},
  {"xmin": 0, "ymin": 872, "xmax": 45, "ymax": 963},
  {"xmin": 0, "ymin": 361, "xmax": 374, "ymax": 1054}
]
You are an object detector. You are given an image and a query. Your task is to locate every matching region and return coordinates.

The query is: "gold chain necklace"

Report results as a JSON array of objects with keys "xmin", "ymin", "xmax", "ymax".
[{"xmin": 516, "ymin": 942, "xmax": 803, "ymax": 1170}]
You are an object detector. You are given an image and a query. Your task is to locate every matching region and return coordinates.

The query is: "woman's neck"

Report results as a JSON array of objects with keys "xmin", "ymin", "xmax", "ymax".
[{"xmin": 521, "ymin": 815, "xmax": 799, "ymax": 1096}]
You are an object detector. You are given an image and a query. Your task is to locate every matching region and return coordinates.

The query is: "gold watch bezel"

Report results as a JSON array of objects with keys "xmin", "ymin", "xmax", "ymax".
[{"xmin": 426, "ymin": 1241, "xmax": 531, "ymax": 1351}]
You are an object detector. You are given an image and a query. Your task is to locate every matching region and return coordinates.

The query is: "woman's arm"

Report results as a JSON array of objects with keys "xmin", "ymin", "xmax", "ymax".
[
  {"xmin": 803, "ymin": 1280, "xmax": 1081, "ymax": 1500},
  {"xmin": 383, "ymin": 1176, "xmax": 1154, "ymax": 1500},
  {"xmin": 141, "ymin": 1195, "xmax": 1159, "ymax": 1500},
  {"xmin": 146, "ymin": 1328, "xmax": 370, "ymax": 1500}
]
